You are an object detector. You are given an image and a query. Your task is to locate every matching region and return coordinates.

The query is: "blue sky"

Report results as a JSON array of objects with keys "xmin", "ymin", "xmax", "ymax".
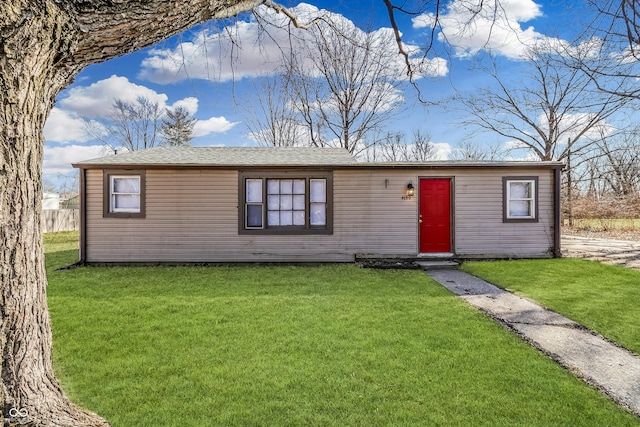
[{"xmin": 43, "ymin": 0, "xmax": 592, "ymax": 188}]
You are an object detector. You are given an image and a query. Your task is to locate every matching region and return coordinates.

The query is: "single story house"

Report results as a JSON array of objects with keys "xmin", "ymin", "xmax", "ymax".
[{"xmin": 73, "ymin": 146, "xmax": 563, "ymax": 263}]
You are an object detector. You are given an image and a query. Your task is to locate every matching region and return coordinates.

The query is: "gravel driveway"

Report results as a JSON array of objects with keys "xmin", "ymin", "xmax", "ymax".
[{"xmin": 562, "ymin": 235, "xmax": 640, "ymax": 269}]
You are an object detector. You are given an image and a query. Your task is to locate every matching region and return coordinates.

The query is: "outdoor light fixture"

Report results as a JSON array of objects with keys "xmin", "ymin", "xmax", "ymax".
[{"xmin": 402, "ymin": 182, "xmax": 415, "ymax": 200}]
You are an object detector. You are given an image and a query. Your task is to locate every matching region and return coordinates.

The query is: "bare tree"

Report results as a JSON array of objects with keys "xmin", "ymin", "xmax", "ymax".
[
  {"xmin": 244, "ymin": 74, "xmax": 305, "ymax": 147},
  {"xmin": 458, "ymin": 42, "xmax": 632, "ymax": 162},
  {"xmin": 411, "ymin": 129, "xmax": 438, "ymax": 161},
  {"xmin": 449, "ymin": 140, "xmax": 505, "ymax": 161},
  {"xmin": 586, "ymin": 0, "xmax": 640, "ymax": 61},
  {"xmin": 376, "ymin": 132, "xmax": 411, "ymax": 161},
  {"xmin": 85, "ymin": 96, "xmax": 163, "ymax": 152},
  {"xmin": 554, "ymin": 1, "xmax": 640, "ymax": 102},
  {"xmin": 361, "ymin": 129, "xmax": 438, "ymax": 162},
  {"xmin": 110, "ymin": 97, "xmax": 162, "ymax": 151},
  {"xmin": 160, "ymin": 106, "xmax": 196, "ymax": 147},
  {"xmin": 590, "ymin": 131, "xmax": 640, "ymax": 197},
  {"xmin": 255, "ymin": 17, "xmax": 406, "ymax": 154}
]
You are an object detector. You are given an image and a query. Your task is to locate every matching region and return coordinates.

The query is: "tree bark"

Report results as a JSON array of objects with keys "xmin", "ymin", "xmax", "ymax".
[{"xmin": 1, "ymin": 0, "xmax": 258, "ymax": 425}]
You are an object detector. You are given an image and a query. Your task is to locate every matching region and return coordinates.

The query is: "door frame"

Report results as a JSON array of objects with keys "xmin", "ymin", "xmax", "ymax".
[{"xmin": 418, "ymin": 177, "xmax": 455, "ymax": 254}]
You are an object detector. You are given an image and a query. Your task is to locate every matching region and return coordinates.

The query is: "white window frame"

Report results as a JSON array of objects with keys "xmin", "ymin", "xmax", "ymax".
[
  {"xmin": 504, "ymin": 177, "xmax": 538, "ymax": 222},
  {"xmin": 245, "ymin": 178, "xmax": 264, "ymax": 229},
  {"xmin": 110, "ymin": 175, "xmax": 141, "ymax": 213}
]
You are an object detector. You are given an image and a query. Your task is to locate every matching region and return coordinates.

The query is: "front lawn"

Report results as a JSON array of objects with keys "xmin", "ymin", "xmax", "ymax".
[
  {"xmin": 462, "ymin": 258, "xmax": 640, "ymax": 356},
  {"xmin": 46, "ymin": 232, "xmax": 638, "ymax": 426}
]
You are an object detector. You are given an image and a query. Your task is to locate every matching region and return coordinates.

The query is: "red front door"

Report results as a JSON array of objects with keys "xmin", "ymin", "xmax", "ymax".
[{"xmin": 419, "ymin": 178, "xmax": 451, "ymax": 253}]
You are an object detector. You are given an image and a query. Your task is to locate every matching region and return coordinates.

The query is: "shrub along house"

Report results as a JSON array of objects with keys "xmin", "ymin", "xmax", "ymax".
[{"xmin": 73, "ymin": 146, "xmax": 563, "ymax": 263}]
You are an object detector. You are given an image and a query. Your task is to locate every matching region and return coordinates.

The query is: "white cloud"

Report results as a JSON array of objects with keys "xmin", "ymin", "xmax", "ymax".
[
  {"xmin": 58, "ymin": 75, "xmax": 169, "ymax": 117},
  {"xmin": 139, "ymin": 3, "xmax": 447, "ymax": 84},
  {"xmin": 432, "ymin": 142, "xmax": 453, "ymax": 160},
  {"xmin": 47, "ymin": 76, "xmax": 237, "ymax": 147},
  {"xmin": 412, "ymin": 13, "xmax": 436, "ymax": 29},
  {"xmin": 193, "ymin": 116, "xmax": 238, "ymax": 137},
  {"xmin": 506, "ymin": 152, "xmax": 541, "ymax": 161},
  {"xmin": 170, "ymin": 97, "xmax": 199, "ymax": 115},
  {"xmin": 43, "ymin": 144, "xmax": 108, "ymax": 176},
  {"xmin": 504, "ymin": 139, "xmax": 528, "ymax": 149},
  {"xmin": 44, "ymin": 108, "xmax": 93, "ymax": 143},
  {"xmin": 537, "ymin": 112, "xmax": 615, "ymax": 142},
  {"xmin": 412, "ymin": 0, "xmax": 560, "ymax": 59}
]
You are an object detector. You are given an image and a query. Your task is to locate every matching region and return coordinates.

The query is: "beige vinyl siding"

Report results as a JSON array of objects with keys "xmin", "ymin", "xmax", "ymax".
[
  {"xmin": 333, "ymin": 170, "xmax": 418, "ymax": 256},
  {"xmin": 84, "ymin": 166, "xmax": 556, "ymax": 262},
  {"xmin": 453, "ymin": 169, "xmax": 554, "ymax": 257}
]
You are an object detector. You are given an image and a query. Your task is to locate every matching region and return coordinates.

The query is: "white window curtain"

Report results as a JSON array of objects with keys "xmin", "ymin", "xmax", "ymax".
[
  {"xmin": 267, "ymin": 179, "xmax": 306, "ymax": 226},
  {"xmin": 508, "ymin": 181, "xmax": 534, "ymax": 218},
  {"xmin": 111, "ymin": 176, "xmax": 141, "ymax": 212},
  {"xmin": 310, "ymin": 179, "xmax": 327, "ymax": 226}
]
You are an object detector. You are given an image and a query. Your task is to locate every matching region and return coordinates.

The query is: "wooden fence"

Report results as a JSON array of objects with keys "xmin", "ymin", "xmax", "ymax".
[{"xmin": 42, "ymin": 209, "xmax": 80, "ymax": 233}]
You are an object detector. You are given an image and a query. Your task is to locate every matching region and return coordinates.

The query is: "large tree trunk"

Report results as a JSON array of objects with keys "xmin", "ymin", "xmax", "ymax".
[
  {"xmin": 1, "ymin": 0, "xmax": 258, "ymax": 425},
  {"xmin": 1, "ymin": 3, "xmax": 109, "ymax": 425}
]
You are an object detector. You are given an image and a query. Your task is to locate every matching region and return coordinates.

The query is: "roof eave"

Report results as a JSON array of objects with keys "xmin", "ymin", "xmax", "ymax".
[{"xmin": 73, "ymin": 161, "xmax": 564, "ymax": 170}]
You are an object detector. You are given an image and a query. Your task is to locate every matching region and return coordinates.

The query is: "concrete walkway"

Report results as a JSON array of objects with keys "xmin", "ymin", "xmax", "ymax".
[{"xmin": 425, "ymin": 268, "xmax": 640, "ymax": 417}]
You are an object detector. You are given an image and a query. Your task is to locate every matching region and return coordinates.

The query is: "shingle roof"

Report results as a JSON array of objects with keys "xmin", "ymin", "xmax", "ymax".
[{"xmin": 73, "ymin": 146, "xmax": 356, "ymax": 167}]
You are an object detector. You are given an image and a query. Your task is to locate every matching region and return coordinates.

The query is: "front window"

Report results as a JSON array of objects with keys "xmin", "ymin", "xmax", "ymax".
[
  {"xmin": 504, "ymin": 177, "xmax": 538, "ymax": 222},
  {"xmin": 240, "ymin": 172, "xmax": 331, "ymax": 234},
  {"xmin": 267, "ymin": 179, "xmax": 307, "ymax": 226}
]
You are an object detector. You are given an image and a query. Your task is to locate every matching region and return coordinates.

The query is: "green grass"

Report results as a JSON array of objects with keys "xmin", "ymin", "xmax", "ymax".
[
  {"xmin": 46, "ymin": 232, "xmax": 639, "ymax": 426},
  {"xmin": 462, "ymin": 258, "xmax": 640, "ymax": 355}
]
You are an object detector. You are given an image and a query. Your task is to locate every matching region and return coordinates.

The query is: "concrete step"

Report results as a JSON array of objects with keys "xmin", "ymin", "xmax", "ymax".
[{"xmin": 415, "ymin": 260, "xmax": 459, "ymax": 270}]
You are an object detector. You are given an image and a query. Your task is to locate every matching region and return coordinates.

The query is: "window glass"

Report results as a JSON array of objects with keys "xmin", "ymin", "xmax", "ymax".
[
  {"xmin": 510, "ymin": 182, "xmax": 531, "ymax": 199},
  {"xmin": 267, "ymin": 195, "xmax": 279, "ymax": 210},
  {"xmin": 113, "ymin": 177, "xmax": 139, "ymax": 194},
  {"xmin": 310, "ymin": 179, "xmax": 326, "ymax": 203},
  {"xmin": 113, "ymin": 194, "xmax": 140, "ymax": 210},
  {"xmin": 268, "ymin": 211, "xmax": 280, "ymax": 226},
  {"xmin": 506, "ymin": 179, "xmax": 536, "ymax": 220},
  {"xmin": 246, "ymin": 204, "xmax": 263, "ymax": 228},
  {"xmin": 280, "ymin": 194, "xmax": 293, "ymax": 210},
  {"xmin": 280, "ymin": 211, "xmax": 293, "ymax": 226},
  {"xmin": 293, "ymin": 195, "xmax": 305, "ymax": 210},
  {"xmin": 110, "ymin": 176, "xmax": 141, "ymax": 213},
  {"xmin": 310, "ymin": 203, "xmax": 326, "ymax": 226},
  {"xmin": 267, "ymin": 179, "xmax": 280, "ymax": 194},
  {"xmin": 509, "ymin": 200, "xmax": 531, "ymax": 217},
  {"xmin": 280, "ymin": 179, "xmax": 293, "ymax": 194},
  {"xmin": 246, "ymin": 179, "xmax": 263, "ymax": 203},
  {"xmin": 293, "ymin": 179, "xmax": 305, "ymax": 194},
  {"xmin": 293, "ymin": 211, "xmax": 305, "ymax": 226},
  {"xmin": 265, "ymin": 179, "xmax": 306, "ymax": 227}
]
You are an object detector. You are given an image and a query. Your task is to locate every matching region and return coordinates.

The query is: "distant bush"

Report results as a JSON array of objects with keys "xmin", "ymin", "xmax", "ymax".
[{"xmin": 564, "ymin": 193, "xmax": 640, "ymax": 231}]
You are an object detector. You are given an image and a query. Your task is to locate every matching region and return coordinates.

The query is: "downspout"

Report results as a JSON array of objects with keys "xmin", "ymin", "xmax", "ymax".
[
  {"xmin": 554, "ymin": 166, "xmax": 562, "ymax": 258},
  {"xmin": 79, "ymin": 167, "xmax": 87, "ymax": 263}
]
